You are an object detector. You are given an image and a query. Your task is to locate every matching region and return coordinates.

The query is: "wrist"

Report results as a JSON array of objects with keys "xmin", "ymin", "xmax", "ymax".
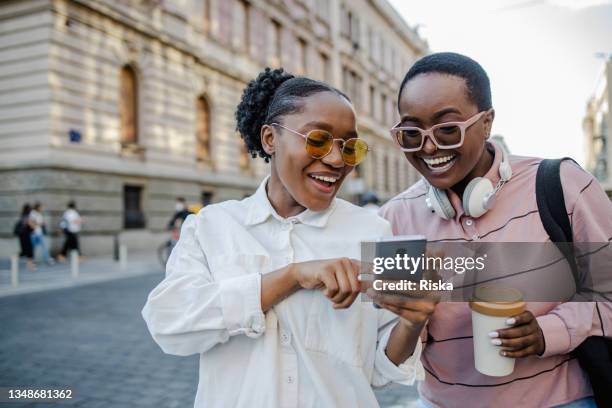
[
  {"xmin": 399, "ymin": 318, "xmax": 425, "ymax": 332},
  {"xmin": 286, "ymin": 263, "xmax": 302, "ymax": 290}
]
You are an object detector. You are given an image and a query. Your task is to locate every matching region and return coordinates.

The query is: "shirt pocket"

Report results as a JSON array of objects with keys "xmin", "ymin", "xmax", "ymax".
[
  {"xmin": 207, "ymin": 254, "xmax": 271, "ymax": 280},
  {"xmin": 303, "ymin": 292, "xmax": 366, "ymax": 368}
]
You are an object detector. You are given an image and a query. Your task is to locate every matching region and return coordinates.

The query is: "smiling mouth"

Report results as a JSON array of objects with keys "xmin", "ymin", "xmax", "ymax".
[
  {"xmin": 420, "ymin": 154, "xmax": 457, "ymax": 174},
  {"xmin": 308, "ymin": 174, "xmax": 339, "ymax": 193}
]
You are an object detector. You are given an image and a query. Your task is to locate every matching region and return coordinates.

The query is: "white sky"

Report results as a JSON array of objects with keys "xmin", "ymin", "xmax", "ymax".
[{"xmin": 388, "ymin": 0, "xmax": 612, "ymax": 165}]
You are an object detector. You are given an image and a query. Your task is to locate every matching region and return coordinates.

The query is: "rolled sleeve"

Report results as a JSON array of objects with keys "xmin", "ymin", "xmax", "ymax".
[
  {"xmin": 142, "ymin": 214, "xmax": 267, "ymax": 356},
  {"xmin": 220, "ymin": 273, "xmax": 266, "ymax": 337},
  {"xmin": 372, "ymin": 323, "xmax": 425, "ymax": 387},
  {"xmin": 537, "ymin": 313, "xmax": 571, "ymax": 358}
]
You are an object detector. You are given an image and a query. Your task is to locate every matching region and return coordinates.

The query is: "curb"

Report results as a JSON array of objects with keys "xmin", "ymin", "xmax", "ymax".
[{"xmin": 0, "ymin": 267, "xmax": 163, "ymax": 299}]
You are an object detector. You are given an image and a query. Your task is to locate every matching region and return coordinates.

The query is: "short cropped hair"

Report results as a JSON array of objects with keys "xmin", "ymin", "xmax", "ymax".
[{"xmin": 398, "ymin": 52, "xmax": 492, "ymax": 111}]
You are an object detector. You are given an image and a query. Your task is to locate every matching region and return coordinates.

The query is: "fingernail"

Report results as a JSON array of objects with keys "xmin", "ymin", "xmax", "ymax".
[
  {"xmin": 488, "ymin": 331, "xmax": 499, "ymax": 338},
  {"xmin": 500, "ymin": 351, "xmax": 507, "ymax": 357},
  {"xmin": 506, "ymin": 318, "xmax": 516, "ymax": 325},
  {"xmin": 357, "ymin": 274, "xmax": 362, "ymax": 281},
  {"xmin": 491, "ymin": 339, "xmax": 502, "ymax": 346}
]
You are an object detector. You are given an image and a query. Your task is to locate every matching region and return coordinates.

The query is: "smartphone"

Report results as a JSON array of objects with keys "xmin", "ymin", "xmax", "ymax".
[
  {"xmin": 371, "ymin": 235, "xmax": 427, "ymax": 309},
  {"xmin": 374, "ymin": 235, "xmax": 427, "ymax": 281}
]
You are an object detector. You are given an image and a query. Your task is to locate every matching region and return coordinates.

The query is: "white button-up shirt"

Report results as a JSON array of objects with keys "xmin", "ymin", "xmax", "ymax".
[{"xmin": 142, "ymin": 178, "xmax": 423, "ymax": 408}]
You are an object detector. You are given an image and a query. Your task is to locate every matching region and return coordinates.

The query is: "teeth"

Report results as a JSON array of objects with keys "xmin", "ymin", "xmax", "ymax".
[
  {"xmin": 311, "ymin": 174, "xmax": 338, "ymax": 183},
  {"xmin": 423, "ymin": 155, "xmax": 455, "ymax": 166}
]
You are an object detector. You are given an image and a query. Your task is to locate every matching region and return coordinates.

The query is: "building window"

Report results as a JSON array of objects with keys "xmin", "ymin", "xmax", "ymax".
[
  {"xmin": 343, "ymin": 66, "xmax": 362, "ymax": 111},
  {"xmin": 218, "ymin": 0, "xmax": 233, "ymax": 45},
  {"xmin": 380, "ymin": 93, "xmax": 387, "ymax": 123},
  {"xmin": 369, "ymin": 85, "xmax": 375, "ymax": 117},
  {"xmin": 367, "ymin": 26, "xmax": 374, "ymax": 60},
  {"xmin": 371, "ymin": 151, "xmax": 378, "ymax": 190},
  {"xmin": 383, "ymin": 154, "xmax": 390, "ymax": 192},
  {"xmin": 350, "ymin": 12, "xmax": 360, "ymax": 49},
  {"xmin": 341, "ymin": 6, "xmax": 360, "ymax": 49},
  {"xmin": 196, "ymin": 95, "xmax": 211, "ymax": 162},
  {"xmin": 203, "ymin": 0, "xmax": 211, "ymax": 33},
  {"xmin": 315, "ymin": 0, "xmax": 329, "ymax": 21},
  {"xmin": 350, "ymin": 71, "xmax": 359, "ymax": 109},
  {"xmin": 319, "ymin": 52, "xmax": 329, "ymax": 81},
  {"xmin": 234, "ymin": 0, "xmax": 250, "ymax": 52},
  {"xmin": 240, "ymin": 141, "xmax": 251, "ymax": 171},
  {"xmin": 340, "ymin": 4, "xmax": 349, "ymax": 37},
  {"xmin": 123, "ymin": 185, "xmax": 145, "ymax": 229},
  {"xmin": 271, "ymin": 19, "xmax": 282, "ymax": 67},
  {"xmin": 297, "ymin": 37, "xmax": 307, "ymax": 75},
  {"xmin": 389, "ymin": 97, "xmax": 396, "ymax": 125},
  {"xmin": 395, "ymin": 158, "xmax": 401, "ymax": 192},
  {"xmin": 120, "ymin": 65, "xmax": 138, "ymax": 146},
  {"xmin": 377, "ymin": 34, "xmax": 383, "ymax": 64}
]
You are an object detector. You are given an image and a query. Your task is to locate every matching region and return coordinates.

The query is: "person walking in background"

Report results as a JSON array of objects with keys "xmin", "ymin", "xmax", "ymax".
[
  {"xmin": 57, "ymin": 201, "xmax": 82, "ymax": 263},
  {"xmin": 361, "ymin": 192, "xmax": 381, "ymax": 214},
  {"xmin": 14, "ymin": 203, "xmax": 35, "ymax": 271},
  {"xmin": 29, "ymin": 202, "xmax": 55, "ymax": 266},
  {"xmin": 167, "ymin": 197, "xmax": 191, "ymax": 231}
]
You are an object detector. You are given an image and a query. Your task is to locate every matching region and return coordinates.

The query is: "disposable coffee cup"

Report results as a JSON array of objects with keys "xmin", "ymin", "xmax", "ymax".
[{"xmin": 469, "ymin": 286, "xmax": 525, "ymax": 377}]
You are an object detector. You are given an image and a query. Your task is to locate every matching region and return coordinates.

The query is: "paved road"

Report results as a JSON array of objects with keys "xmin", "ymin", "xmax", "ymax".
[{"xmin": 0, "ymin": 273, "xmax": 418, "ymax": 407}]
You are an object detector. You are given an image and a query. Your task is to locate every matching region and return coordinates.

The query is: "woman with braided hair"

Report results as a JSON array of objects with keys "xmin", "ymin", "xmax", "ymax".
[{"xmin": 143, "ymin": 68, "xmax": 435, "ymax": 407}]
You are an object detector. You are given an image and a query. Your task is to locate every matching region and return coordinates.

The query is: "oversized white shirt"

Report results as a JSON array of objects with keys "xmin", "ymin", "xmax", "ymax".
[
  {"xmin": 142, "ymin": 178, "xmax": 424, "ymax": 408},
  {"xmin": 62, "ymin": 209, "xmax": 81, "ymax": 233}
]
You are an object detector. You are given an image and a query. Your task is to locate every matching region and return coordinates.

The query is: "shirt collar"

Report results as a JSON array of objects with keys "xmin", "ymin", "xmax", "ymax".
[{"xmin": 244, "ymin": 176, "xmax": 337, "ymax": 228}]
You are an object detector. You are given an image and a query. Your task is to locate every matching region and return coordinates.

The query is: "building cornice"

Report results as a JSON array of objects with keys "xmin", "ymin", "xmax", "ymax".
[
  {"xmin": 368, "ymin": 0, "xmax": 429, "ymax": 54},
  {"xmin": 60, "ymin": 0, "xmax": 255, "ymax": 84}
]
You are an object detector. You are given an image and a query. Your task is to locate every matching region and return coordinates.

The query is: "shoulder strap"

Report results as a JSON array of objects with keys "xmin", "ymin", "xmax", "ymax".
[{"xmin": 535, "ymin": 158, "xmax": 579, "ymax": 287}]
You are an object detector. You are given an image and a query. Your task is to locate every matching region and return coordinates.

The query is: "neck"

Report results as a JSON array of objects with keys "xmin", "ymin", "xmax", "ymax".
[
  {"xmin": 266, "ymin": 170, "xmax": 306, "ymax": 218},
  {"xmin": 451, "ymin": 143, "xmax": 495, "ymax": 197}
]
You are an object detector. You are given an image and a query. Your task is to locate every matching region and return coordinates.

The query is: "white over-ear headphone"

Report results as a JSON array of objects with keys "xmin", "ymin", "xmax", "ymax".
[{"xmin": 425, "ymin": 144, "xmax": 512, "ymax": 220}]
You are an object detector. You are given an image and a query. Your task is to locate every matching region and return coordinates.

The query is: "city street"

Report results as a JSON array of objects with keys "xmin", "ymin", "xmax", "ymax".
[{"xmin": 0, "ymin": 272, "xmax": 419, "ymax": 407}]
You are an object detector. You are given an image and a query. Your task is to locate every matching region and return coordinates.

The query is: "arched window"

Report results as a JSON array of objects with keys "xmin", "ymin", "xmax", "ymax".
[
  {"xmin": 196, "ymin": 96, "xmax": 211, "ymax": 162},
  {"xmin": 120, "ymin": 65, "xmax": 138, "ymax": 145}
]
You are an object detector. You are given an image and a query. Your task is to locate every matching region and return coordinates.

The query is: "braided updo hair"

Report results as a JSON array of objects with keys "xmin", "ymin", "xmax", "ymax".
[{"xmin": 235, "ymin": 67, "xmax": 349, "ymax": 162}]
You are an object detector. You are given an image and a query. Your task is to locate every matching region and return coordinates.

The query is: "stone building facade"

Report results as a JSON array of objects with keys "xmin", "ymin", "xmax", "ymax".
[
  {"xmin": 584, "ymin": 58, "xmax": 612, "ymax": 198},
  {"xmin": 0, "ymin": 0, "xmax": 428, "ymax": 257}
]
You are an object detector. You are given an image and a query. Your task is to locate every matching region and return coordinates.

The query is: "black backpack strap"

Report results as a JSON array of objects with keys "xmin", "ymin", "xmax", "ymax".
[{"xmin": 535, "ymin": 158, "xmax": 579, "ymax": 288}]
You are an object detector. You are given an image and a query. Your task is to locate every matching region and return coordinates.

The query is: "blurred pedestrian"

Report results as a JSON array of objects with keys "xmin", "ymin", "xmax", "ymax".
[
  {"xmin": 57, "ymin": 200, "xmax": 82, "ymax": 263},
  {"xmin": 13, "ymin": 203, "xmax": 36, "ymax": 271},
  {"xmin": 29, "ymin": 202, "xmax": 55, "ymax": 265},
  {"xmin": 167, "ymin": 197, "xmax": 191, "ymax": 231},
  {"xmin": 361, "ymin": 192, "xmax": 381, "ymax": 214}
]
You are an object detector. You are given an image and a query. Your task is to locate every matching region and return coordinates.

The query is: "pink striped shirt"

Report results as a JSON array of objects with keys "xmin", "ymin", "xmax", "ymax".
[{"xmin": 380, "ymin": 143, "xmax": 612, "ymax": 408}]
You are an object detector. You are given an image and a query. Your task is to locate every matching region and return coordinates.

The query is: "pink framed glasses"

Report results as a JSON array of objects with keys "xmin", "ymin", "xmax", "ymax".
[{"xmin": 390, "ymin": 110, "xmax": 489, "ymax": 152}]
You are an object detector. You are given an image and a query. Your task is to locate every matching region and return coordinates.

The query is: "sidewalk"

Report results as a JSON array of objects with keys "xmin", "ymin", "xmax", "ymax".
[{"xmin": 0, "ymin": 251, "xmax": 164, "ymax": 298}]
